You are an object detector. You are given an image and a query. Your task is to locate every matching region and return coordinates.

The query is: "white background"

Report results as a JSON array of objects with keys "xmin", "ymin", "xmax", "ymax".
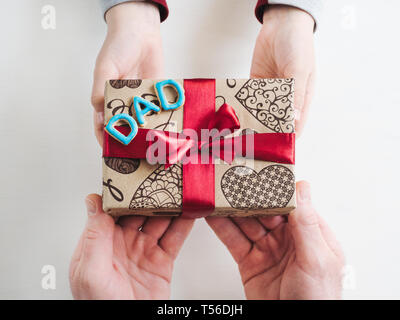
[{"xmin": 1, "ymin": 0, "xmax": 399, "ymax": 299}]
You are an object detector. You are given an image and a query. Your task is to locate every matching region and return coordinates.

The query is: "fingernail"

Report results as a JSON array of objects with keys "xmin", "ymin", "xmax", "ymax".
[
  {"xmin": 299, "ymin": 183, "xmax": 311, "ymax": 201},
  {"xmin": 96, "ymin": 112, "xmax": 104, "ymax": 125},
  {"xmin": 85, "ymin": 199, "xmax": 97, "ymax": 216}
]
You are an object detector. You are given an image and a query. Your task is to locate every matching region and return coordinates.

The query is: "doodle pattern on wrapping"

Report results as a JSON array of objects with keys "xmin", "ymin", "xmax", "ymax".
[
  {"xmin": 109, "ymin": 79, "xmax": 142, "ymax": 89},
  {"xmin": 234, "ymin": 79, "xmax": 295, "ymax": 133},
  {"xmin": 221, "ymin": 165, "xmax": 295, "ymax": 209},
  {"xmin": 104, "ymin": 157, "xmax": 140, "ymax": 174},
  {"xmin": 129, "ymin": 164, "xmax": 183, "ymax": 209}
]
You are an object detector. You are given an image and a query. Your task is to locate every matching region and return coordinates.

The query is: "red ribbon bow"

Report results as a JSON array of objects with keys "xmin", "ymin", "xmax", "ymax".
[
  {"xmin": 146, "ymin": 103, "xmax": 241, "ymax": 167},
  {"xmin": 104, "ymin": 79, "xmax": 295, "ymax": 218}
]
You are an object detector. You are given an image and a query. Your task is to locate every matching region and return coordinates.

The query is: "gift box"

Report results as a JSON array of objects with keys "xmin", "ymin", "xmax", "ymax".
[{"xmin": 102, "ymin": 79, "xmax": 296, "ymax": 218}]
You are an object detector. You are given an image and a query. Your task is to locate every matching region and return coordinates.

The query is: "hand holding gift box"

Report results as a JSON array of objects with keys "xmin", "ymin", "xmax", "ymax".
[
  {"xmin": 71, "ymin": 182, "xmax": 344, "ymax": 300},
  {"xmin": 70, "ymin": 0, "xmax": 345, "ymax": 302},
  {"xmin": 102, "ymin": 78, "xmax": 296, "ymax": 218}
]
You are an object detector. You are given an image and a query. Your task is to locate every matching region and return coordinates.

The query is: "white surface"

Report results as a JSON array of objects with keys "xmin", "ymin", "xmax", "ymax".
[{"xmin": 0, "ymin": 0, "xmax": 399, "ymax": 299}]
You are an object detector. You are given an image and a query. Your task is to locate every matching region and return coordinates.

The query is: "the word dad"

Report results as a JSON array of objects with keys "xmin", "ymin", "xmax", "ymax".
[{"xmin": 106, "ymin": 79, "xmax": 185, "ymax": 145}]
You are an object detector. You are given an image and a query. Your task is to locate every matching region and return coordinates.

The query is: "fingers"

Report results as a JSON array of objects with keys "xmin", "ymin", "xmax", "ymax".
[
  {"xmin": 206, "ymin": 217, "xmax": 251, "ymax": 263},
  {"xmin": 69, "ymin": 229, "xmax": 86, "ymax": 280},
  {"xmin": 118, "ymin": 215, "xmax": 146, "ymax": 230},
  {"xmin": 318, "ymin": 215, "xmax": 345, "ymax": 263},
  {"xmin": 93, "ymin": 110, "xmax": 104, "ymax": 147},
  {"xmin": 91, "ymin": 60, "xmax": 119, "ymax": 113},
  {"xmin": 159, "ymin": 217, "xmax": 195, "ymax": 259},
  {"xmin": 142, "ymin": 217, "xmax": 172, "ymax": 239},
  {"xmin": 139, "ymin": 47, "xmax": 164, "ymax": 79},
  {"xmin": 231, "ymin": 216, "xmax": 286, "ymax": 253},
  {"xmin": 232, "ymin": 217, "xmax": 267, "ymax": 242},
  {"xmin": 118, "ymin": 215, "xmax": 147, "ymax": 248},
  {"xmin": 290, "ymin": 71, "xmax": 308, "ymax": 137},
  {"xmin": 232, "ymin": 215, "xmax": 285, "ymax": 238},
  {"xmin": 258, "ymin": 215, "xmax": 285, "ymax": 230},
  {"xmin": 91, "ymin": 57, "xmax": 120, "ymax": 147},
  {"xmin": 295, "ymin": 70, "xmax": 316, "ymax": 137},
  {"xmin": 80, "ymin": 194, "xmax": 115, "ymax": 274},
  {"xmin": 118, "ymin": 215, "xmax": 194, "ymax": 259},
  {"xmin": 288, "ymin": 181, "xmax": 326, "ymax": 260}
]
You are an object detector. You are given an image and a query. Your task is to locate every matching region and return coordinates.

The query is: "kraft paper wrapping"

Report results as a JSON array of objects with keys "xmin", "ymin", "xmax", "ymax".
[{"xmin": 102, "ymin": 79, "xmax": 296, "ymax": 217}]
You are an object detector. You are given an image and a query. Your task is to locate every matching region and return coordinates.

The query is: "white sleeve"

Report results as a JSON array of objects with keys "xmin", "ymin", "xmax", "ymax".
[
  {"xmin": 268, "ymin": 0, "xmax": 324, "ymax": 30},
  {"xmin": 99, "ymin": 0, "xmax": 145, "ymax": 20}
]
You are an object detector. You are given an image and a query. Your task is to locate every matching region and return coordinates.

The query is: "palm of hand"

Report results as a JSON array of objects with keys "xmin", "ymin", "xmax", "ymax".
[
  {"xmin": 91, "ymin": 32, "xmax": 163, "ymax": 145},
  {"xmin": 96, "ymin": 32, "xmax": 163, "ymax": 81},
  {"xmin": 250, "ymin": 7, "xmax": 315, "ymax": 136},
  {"xmin": 251, "ymin": 21, "xmax": 313, "ymax": 78},
  {"xmin": 70, "ymin": 196, "xmax": 194, "ymax": 300},
  {"xmin": 239, "ymin": 221, "xmax": 318, "ymax": 300},
  {"xmin": 207, "ymin": 182, "xmax": 344, "ymax": 300},
  {"xmin": 94, "ymin": 223, "xmax": 173, "ymax": 300}
]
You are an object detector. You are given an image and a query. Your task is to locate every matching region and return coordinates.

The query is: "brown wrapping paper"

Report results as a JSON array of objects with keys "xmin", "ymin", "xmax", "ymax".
[{"xmin": 102, "ymin": 79, "xmax": 296, "ymax": 217}]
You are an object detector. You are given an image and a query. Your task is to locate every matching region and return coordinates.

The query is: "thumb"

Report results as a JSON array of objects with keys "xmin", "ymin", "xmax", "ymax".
[
  {"xmin": 91, "ymin": 60, "xmax": 119, "ymax": 147},
  {"xmin": 91, "ymin": 61, "xmax": 119, "ymax": 113},
  {"xmin": 292, "ymin": 73, "xmax": 308, "ymax": 137},
  {"xmin": 288, "ymin": 181, "xmax": 326, "ymax": 261},
  {"xmin": 81, "ymin": 194, "xmax": 115, "ymax": 273}
]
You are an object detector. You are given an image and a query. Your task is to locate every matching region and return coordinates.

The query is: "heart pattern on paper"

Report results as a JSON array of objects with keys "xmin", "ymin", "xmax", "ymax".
[
  {"xmin": 104, "ymin": 157, "xmax": 140, "ymax": 174},
  {"xmin": 129, "ymin": 164, "xmax": 182, "ymax": 209},
  {"xmin": 109, "ymin": 79, "xmax": 142, "ymax": 89},
  {"xmin": 220, "ymin": 165, "xmax": 295, "ymax": 209},
  {"xmin": 234, "ymin": 79, "xmax": 295, "ymax": 133}
]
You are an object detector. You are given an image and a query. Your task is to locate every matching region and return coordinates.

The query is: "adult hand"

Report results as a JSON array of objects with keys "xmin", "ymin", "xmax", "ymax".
[
  {"xmin": 251, "ymin": 5, "xmax": 316, "ymax": 136},
  {"xmin": 206, "ymin": 181, "xmax": 344, "ymax": 300},
  {"xmin": 70, "ymin": 194, "xmax": 194, "ymax": 299},
  {"xmin": 91, "ymin": 2, "xmax": 164, "ymax": 145}
]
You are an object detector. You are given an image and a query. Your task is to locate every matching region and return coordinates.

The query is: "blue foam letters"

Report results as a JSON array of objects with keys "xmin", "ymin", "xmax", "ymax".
[
  {"xmin": 105, "ymin": 113, "xmax": 138, "ymax": 145},
  {"xmin": 133, "ymin": 96, "xmax": 161, "ymax": 126},
  {"xmin": 155, "ymin": 79, "xmax": 185, "ymax": 111}
]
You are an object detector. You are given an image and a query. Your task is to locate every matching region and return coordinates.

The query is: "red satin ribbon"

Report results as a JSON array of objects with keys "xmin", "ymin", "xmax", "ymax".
[
  {"xmin": 103, "ymin": 79, "xmax": 295, "ymax": 218},
  {"xmin": 182, "ymin": 79, "xmax": 215, "ymax": 218},
  {"xmin": 103, "ymin": 123, "xmax": 295, "ymax": 166}
]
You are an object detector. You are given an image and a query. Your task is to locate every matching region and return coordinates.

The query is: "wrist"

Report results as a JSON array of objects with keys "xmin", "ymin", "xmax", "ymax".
[
  {"xmin": 262, "ymin": 5, "xmax": 314, "ymax": 32},
  {"xmin": 105, "ymin": 2, "xmax": 161, "ymax": 37}
]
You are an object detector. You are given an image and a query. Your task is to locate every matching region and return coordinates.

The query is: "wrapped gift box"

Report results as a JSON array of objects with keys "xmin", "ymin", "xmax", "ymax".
[{"xmin": 102, "ymin": 79, "xmax": 296, "ymax": 218}]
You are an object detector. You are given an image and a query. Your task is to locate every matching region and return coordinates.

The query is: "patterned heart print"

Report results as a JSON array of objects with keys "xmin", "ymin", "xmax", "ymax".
[
  {"xmin": 129, "ymin": 164, "xmax": 182, "ymax": 209},
  {"xmin": 221, "ymin": 165, "xmax": 295, "ymax": 208},
  {"xmin": 234, "ymin": 79, "xmax": 295, "ymax": 133},
  {"xmin": 104, "ymin": 157, "xmax": 140, "ymax": 174},
  {"xmin": 109, "ymin": 79, "xmax": 142, "ymax": 89}
]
